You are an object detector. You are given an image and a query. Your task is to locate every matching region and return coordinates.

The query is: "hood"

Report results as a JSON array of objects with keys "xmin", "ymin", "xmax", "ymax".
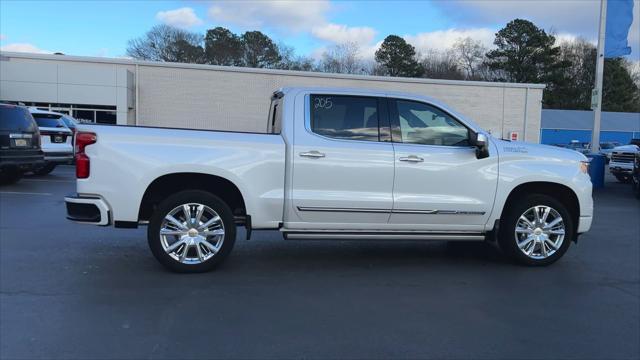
[
  {"xmin": 493, "ymin": 139, "xmax": 588, "ymax": 162},
  {"xmin": 612, "ymin": 144, "xmax": 640, "ymax": 153}
]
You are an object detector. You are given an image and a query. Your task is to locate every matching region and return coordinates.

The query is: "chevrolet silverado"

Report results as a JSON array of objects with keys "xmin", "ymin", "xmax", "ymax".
[{"xmin": 65, "ymin": 87, "xmax": 593, "ymax": 272}]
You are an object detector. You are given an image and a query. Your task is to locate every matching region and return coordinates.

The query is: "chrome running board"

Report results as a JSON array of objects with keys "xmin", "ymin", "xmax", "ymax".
[{"xmin": 281, "ymin": 229, "xmax": 485, "ymax": 241}]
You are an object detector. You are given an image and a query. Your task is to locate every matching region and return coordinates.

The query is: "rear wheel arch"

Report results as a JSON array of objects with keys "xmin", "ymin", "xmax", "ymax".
[
  {"xmin": 139, "ymin": 173, "xmax": 247, "ymax": 222},
  {"xmin": 500, "ymin": 182, "xmax": 580, "ymax": 236}
]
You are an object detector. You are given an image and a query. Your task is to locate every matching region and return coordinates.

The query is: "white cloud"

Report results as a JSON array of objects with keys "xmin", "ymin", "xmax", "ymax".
[
  {"xmin": 312, "ymin": 23, "xmax": 376, "ymax": 46},
  {"xmin": 436, "ymin": 0, "xmax": 600, "ymax": 35},
  {"xmin": 0, "ymin": 43, "xmax": 51, "ymax": 54},
  {"xmin": 94, "ymin": 48, "xmax": 109, "ymax": 57},
  {"xmin": 312, "ymin": 28, "xmax": 497, "ymax": 62},
  {"xmin": 208, "ymin": 0, "xmax": 330, "ymax": 33},
  {"xmin": 0, "ymin": 34, "xmax": 5, "ymax": 41},
  {"xmin": 404, "ymin": 28, "xmax": 496, "ymax": 55},
  {"xmin": 156, "ymin": 7, "xmax": 203, "ymax": 29}
]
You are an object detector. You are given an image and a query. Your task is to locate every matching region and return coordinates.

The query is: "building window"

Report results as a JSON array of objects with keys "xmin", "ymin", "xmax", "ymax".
[
  {"xmin": 96, "ymin": 111, "xmax": 117, "ymax": 124},
  {"xmin": 73, "ymin": 110, "xmax": 95, "ymax": 122}
]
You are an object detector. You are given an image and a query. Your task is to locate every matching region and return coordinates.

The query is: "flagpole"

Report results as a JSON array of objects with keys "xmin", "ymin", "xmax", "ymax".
[{"xmin": 591, "ymin": 0, "xmax": 607, "ymax": 153}]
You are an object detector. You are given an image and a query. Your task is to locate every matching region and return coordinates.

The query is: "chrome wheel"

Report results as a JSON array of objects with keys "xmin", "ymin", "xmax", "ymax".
[
  {"xmin": 159, "ymin": 203, "xmax": 225, "ymax": 265},
  {"xmin": 514, "ymin": 205, "xmax": 565, "ymax": 260}
]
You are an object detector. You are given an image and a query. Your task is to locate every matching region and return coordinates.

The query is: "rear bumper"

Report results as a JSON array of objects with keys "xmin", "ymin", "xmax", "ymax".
[
  {"xmin": 0, "ymin": 153, "xmax": 45, "ymax": 171},
  {"xmin": 44, "ymin": 152, "xmax": 74, "ymax": 163},
  {"xmin": 65, "ymin": 194, "xmax": 111, "ymax": 226}
]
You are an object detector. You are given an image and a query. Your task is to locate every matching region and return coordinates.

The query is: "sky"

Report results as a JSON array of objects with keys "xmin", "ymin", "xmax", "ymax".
[{"xmin": 1, "ymin": 0, "xmax": 639, "ymax": 61}]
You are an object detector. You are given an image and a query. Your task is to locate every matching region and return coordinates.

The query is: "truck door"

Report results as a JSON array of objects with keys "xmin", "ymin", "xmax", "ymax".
[
  {"xmin": 287, "ymin": 93, "xmax": 395, "ymax": 229},
  {"xmin": 387, "ymin": 98, "xmax": 498, "ymax": 231}
]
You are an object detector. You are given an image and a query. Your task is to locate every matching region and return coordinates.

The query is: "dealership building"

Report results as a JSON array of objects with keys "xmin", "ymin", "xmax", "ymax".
[{"xmin": 1, "ymin": 51, "xmax": 545, "ymax": 142}]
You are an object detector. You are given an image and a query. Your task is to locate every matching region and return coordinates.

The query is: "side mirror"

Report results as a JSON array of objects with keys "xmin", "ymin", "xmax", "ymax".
[{"xmin": 474, "ymin": 133, "xmax": 490, "ymax": 159}]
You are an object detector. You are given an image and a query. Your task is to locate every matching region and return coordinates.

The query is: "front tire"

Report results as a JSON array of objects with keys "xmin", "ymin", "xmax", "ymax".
[
  {"xmin": 632, "ymin": 175, "xmax": 640, "ymax": 199},
  {"xmin": 615, "ymin": 174, "xmax": 630, "ymax": 183},
  {"xmin": 498, "ymin": 194, "xmax": 574, "ymax": 266},
  {"xmin": 148, "ymin": 190, "xmax": 236, "ymax": 273}
]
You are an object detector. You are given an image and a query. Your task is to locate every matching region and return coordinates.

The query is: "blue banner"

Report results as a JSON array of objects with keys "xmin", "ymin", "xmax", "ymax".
[{"xmin": 605, "ymin": 0, "xmax": 634, "ymax": 58}]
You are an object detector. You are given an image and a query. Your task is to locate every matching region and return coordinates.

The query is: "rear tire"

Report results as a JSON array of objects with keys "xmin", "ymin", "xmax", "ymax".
[
  {"xmin": 0, "ymin": 168, "xmax": 22, "ymax": 185},
  {"xmin": 148, "ymin": 190, "xmax": 236, "ymax": 273},
  {"xmin": 32, "ymin": 163, "xmax": 56, "ymax": 176},
  {"xmin": 498, "ymin": 194, "xmax": 574, "ymax": 266}
]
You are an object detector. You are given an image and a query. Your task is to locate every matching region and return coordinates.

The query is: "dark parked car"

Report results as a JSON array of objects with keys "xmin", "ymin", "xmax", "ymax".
[
  {"xmin": 632, "ymin": 152, "xmax": 640, "ymax": 198},
  {"xmin": 0, "ymin": 104, "xmax": 44, "ymax": 184}
]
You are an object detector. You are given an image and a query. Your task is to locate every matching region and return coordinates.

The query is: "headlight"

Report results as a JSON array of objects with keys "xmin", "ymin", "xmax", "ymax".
[{"xmin": 580, "ymin": 161, "xmax": 590, "ymax": 174}]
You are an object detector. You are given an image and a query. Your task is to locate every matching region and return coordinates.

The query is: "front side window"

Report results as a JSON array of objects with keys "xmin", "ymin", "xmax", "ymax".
[
  {"xmin": 394, "ymin": 100, "xmax": 469, "ymax": 146},
  {"xmin": 310, "ymin": 95, "xmax": 380, "ymax": 142}
]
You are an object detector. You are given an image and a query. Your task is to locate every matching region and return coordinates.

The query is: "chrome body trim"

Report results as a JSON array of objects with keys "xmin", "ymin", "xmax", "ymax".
[{"xmin": 296, "ymin": 206, "xmax": 485, "ymax": 216}]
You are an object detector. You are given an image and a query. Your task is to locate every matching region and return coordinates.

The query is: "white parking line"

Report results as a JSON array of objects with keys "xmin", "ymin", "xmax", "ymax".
[{"xmin": 0, "ymin": 191, "xmax": 53, "ymax": 196}]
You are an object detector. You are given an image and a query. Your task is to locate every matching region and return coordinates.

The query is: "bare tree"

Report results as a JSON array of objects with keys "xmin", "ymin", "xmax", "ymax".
[
  {"xmin": 127, "ymin": 24, "xmax": 204, "ymax": 63},
  {"xmin": 452, "ymin": 37, "xmax": 487, "ymax": 80},
  {"xmin": 319, "ymin": 42, "xmax": 367, "ymax": 75},
  {"xmin": 626, "ymin": 60, "xmax": 640, "ymax": 89},
  {"xmin": 276, "ymin": 43, "xmax": 316, "ymax": 71},
  {"xmin": 419, "ymin": 49, "xmax": 464, "ymax": 80}
]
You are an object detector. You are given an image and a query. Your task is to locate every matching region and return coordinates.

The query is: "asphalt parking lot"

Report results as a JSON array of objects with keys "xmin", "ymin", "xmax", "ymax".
[{"xmin": 1, "ymin": 165, "xmax": 638, "ymax": 359}]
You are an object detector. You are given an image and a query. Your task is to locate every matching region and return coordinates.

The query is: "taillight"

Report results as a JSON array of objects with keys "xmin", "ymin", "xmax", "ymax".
[{"xmin": 75, "ymin": 132, "xmax": 97, "ymax": 179}]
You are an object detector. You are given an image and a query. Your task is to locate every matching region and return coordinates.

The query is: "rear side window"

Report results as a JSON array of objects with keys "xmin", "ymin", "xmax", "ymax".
[
  {"xmin": 32, "ymin": 113, "xmax": 65, "ymax": 128},
  {"xmin": 310, "ymin": 95, "xmax": 380, "ymax": 142},
  {"xmin": 0, "ymin": 105, "xmax": 37, "ymax": 132}
]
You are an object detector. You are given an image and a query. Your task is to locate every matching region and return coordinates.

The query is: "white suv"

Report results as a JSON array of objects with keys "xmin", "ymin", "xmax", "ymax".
[{"xmin": 28, "ymin": 108, "xmax": 73, "ymax": 175}]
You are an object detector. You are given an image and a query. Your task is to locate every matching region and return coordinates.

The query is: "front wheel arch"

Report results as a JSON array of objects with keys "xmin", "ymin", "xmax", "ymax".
[{"xmin": 500, "ymin": 182, "xmax": 580, "ymax": 242}]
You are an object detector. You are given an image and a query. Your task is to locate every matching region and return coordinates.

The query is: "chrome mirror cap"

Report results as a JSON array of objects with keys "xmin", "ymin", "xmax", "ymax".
[{"xmin": 476, "ymin": 133, "xmax": 488, "ymax": 146}]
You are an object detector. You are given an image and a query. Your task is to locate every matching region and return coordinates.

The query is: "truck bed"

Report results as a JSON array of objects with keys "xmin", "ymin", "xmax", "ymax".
[{"xmin": 76, "ymin": 124, "xmax": 286, "ymax": 228}]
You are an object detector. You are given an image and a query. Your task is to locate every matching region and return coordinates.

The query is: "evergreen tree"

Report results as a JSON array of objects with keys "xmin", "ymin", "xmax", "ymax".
[
  {"xmin": 241, "ymin": 31, "xmax": 281, "ymax": 68},
  {"xmin": 204, "ymin": 27, "xmax": 244, "ymax": 66},
  {"xmin": 375, "ymin": 35, "xmax": 423, "ymax": 77}
]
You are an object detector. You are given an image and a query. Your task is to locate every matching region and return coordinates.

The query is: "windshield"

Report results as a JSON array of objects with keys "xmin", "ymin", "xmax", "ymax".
[
  {"xmin": 600, "ymin": 143, "xmax": 619, "ymax": 149},
  {"xmin": 0, "ymin": 105, "xmax": 37, "ymax": 132},
  {"xmin": 32, "ymin": 113, "xmax": 66, "ymax": 128}
]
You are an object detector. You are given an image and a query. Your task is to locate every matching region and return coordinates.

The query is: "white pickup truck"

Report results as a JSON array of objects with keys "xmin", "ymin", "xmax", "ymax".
[
  {"xmin": 608, "ymin": 139, "xmax": 640, "ymax": 182},
  {"xmin": 65, "ymin": 87, "xmax": 593, "ymax": 272}
]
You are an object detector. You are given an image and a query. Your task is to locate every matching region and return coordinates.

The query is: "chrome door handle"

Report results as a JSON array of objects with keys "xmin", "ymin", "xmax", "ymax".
[
  {"xmin": 299, "ymin": 151, "xmax": 326, "ymax": 158},
  {"xmin": 399, "ymin": 155, "xmax": 424, "ymax": 162}
]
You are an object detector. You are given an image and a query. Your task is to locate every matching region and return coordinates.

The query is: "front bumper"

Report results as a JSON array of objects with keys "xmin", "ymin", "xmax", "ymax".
[
  {"xmin": 609, "ymin": 162, "xmax": 633, "ymax": 175},
  {"xmin": 65, "ymin": 194, "xmax": 111, "ymax": 226}
]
